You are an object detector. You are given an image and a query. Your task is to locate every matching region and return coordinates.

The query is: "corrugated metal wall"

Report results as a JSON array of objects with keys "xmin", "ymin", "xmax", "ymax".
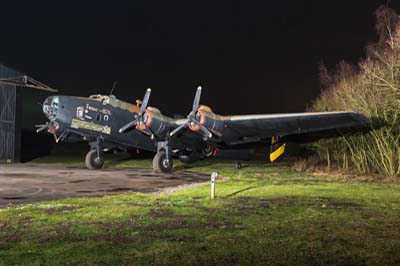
[
  {"xmin": 0, "ymin": 83, "xmax": 16, "ymax": 162},
  {"xmin": 0, "ymin": 63, "xmax": 54, "ymax": 163},
  {"xmin": 0, "ymin": 63, "xmax": 21, "ymax": 79}
]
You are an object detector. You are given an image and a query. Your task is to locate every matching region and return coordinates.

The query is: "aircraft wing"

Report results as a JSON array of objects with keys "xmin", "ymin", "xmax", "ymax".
[{"xmin": 221, "ymin": 111, "xmax": 370, "ymax": 145}]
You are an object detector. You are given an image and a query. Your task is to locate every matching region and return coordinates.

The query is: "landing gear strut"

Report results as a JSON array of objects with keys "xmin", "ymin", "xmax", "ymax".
[
  {"xmin": 85, "ymin": 139, "xmax": 104, "ymax": 170},
  {"xmin": 235, "ymin": 161, "xmax": 242, "ymax": 169},
  {"xmin": 153, "ymin": 141, "xmax": 173, "ymax": 173}
]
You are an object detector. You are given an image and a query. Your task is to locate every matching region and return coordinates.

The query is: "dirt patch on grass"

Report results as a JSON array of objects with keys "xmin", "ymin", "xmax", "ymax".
[
  {"xmin": 311, "ymin": 196, "xmax": 362, "ymax": 210},
  {"xmin": 0, "ymin": 195, "xmax": 362, "ymax": 247},
  {"xmin": 137, "ymin": 220, "xmax": 190, "ymax": 231},
  {"xmin": 271, "ymin": 178, "xmax": 328, "ymax": 186},
  {"xmin": 0, "ymin": 208, "xmax": 245, "ymax": 246},
  {"xmin": 196, "ymin": 197, "xmax": 274, "ymax": 216},
  {"xmin": 0, "ymin": 216, "xmax": 34, "ymax": 245},
  {"xmin": 224, "ymin": 197, "xmax": 302, "ymax": 215},
  {"xmin": 198, "ymin": 196, "xmax": 362, "ymax": 217},
  {"xmin": 146, "ymin": 208, "xmax": 190, "ymax": 219},
  {"xmin": 36, "ymin": 218, "xmax": 238, "ymax": 244},
  {"xmin": 258, "ymin": 197, "xmax": 300, "ymax": 206},
  {"xmin": 322, "ymin": 200, "xmax": 361, "ymax": 209},
  {"xmin": 237, "ymin": 196, "xmax": 297, "ymax": 206},
  {"xmin": 136, "ymin": 216, "xmax": 242, "ymax": 232},
  {"xmin": 43, "ymin": 205, "xmax": 78, "ymax": 215},
  {"xmin": 121, "ymin": 232, "xmax": 194, "ymax": 244},
  {"xmin": 37, "ymin": 223, "xmax": 81, "ymax": 243}
]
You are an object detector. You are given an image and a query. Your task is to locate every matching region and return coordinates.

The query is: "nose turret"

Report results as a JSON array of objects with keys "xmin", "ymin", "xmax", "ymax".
[{"xmin": 42, "ymin": 96, "xmax": 59, "ymax": 120}]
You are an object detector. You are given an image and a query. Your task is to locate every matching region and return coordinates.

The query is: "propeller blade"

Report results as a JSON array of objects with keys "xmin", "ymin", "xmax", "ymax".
[
  {"xmin": 141, "ymin": 88, "xmax": 151, "ymax": 114},
  {"xmin": 119, "ymin": 119, "xmax": 138, "ymax": 133},
  {"xmin": 189, "ymin": 120, "xmax": 212, "ymax": 140},
  {"xmin": 55, "ymin": 130, "xmax": 68, "ymax": 143},
  {"xmin": 35, "ymin": 123, "xmax": 47, "ymax": 127},
  {"xmin": 35, "ymin": 123, "xmax": 49, "ymax": 133},
  {"xmin": 170, "ymin": 123, "xmax": 188, "ymax": 137},
  {"xmin": 198, "ymin": 123, "xmax": 213, "ymax": 140},
  {"xmin": 209, "ymin": 128, "xmax": 223, "ymax": 137},
  {"xmin": 192, "ymin": 86, "xmax": 202, "ymax": 113},
  {"xmin": 139, "ymin": 127, "xmax": 155, "ymax": 140}
]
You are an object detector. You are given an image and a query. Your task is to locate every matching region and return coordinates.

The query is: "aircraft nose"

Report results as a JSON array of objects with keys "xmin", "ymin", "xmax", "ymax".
[{"xmin": 42, "ymin": 96, "xmax": 59, "ymax": 120}]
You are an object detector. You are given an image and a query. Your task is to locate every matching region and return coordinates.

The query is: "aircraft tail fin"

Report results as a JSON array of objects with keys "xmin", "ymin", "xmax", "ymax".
[{"xmin": 269, "ymin": 136, "xmax": 286, "ymax": 162}]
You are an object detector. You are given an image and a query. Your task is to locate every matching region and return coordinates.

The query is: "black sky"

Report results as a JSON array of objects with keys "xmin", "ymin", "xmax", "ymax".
[{"xmin": 1, "ymin": 1, "xmax": 399, "ymax": 115}]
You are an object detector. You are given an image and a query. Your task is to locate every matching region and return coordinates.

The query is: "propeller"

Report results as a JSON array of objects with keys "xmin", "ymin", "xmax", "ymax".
[
  {"xmin": 35, "ymin": 123, "xmax": 49, "ymax": 133},
  {"xmin": 35, "ymin": 122, "xmax": 65, "ymax": 142},
  {"xmin": 119, "ymin": 88, "xmax": 152, "ymax": 133},
  {"xmin": 35, "ymin": 122, "xmax": 58, "ymax": 134},
  {"xmin": 170, "ymin": 86, "xmax": 212, "ymax": 140},
  {"xmin": 118, "ymin": 114, "xmax": 139, "ymax": 133}
]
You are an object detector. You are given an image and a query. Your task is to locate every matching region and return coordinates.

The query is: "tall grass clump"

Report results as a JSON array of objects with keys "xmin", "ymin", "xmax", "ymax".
[{"xmin": 310, "ymin": 6, "xmax": 400, "ymax": 177}]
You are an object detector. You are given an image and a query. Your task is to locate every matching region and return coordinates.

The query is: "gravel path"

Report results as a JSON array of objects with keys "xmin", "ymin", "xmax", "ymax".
[{"xmin": 0, "ymin": 164, "xmax": 209, "ymax": 207}]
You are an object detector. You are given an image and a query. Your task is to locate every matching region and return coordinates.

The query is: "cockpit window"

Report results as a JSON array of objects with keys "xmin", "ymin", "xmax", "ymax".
[
  {"xmin": 89, "ymin": 94, "xmax": 137, "ymax": 111},
  {"xmin": 89, "ymin": 94, "xmax": 109, "ymax": 104},
  {"xmin": 89, "ymin": 94, "xmax": 105, "ymax": 101}
]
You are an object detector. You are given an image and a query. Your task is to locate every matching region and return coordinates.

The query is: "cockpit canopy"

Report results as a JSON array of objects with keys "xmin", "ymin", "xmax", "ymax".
[
  {"xmin": 89, "ymin": 94, "xmax": 140, "ymax": 113},
  {"xmin": 89, "ymin": 94, "xmax": 110, "ymax": 102}
]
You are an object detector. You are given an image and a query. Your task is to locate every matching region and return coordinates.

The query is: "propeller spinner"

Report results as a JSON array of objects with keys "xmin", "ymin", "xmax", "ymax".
[
  {"xmin": 170, "ymin": 86, "xmax": 213, "ymax": 140},
  {"xmin": 119, "ymin": 88, "xmax": 152, "ymax": 134},
  {"xmin": 35, "ymin": 122, "xmax": 65, "ymax": 142}
]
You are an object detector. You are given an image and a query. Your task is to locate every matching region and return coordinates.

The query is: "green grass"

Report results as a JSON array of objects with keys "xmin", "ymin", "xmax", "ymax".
[{"xmin": 1, "ymin": 156, "xmax": 400, "ymax": 265}]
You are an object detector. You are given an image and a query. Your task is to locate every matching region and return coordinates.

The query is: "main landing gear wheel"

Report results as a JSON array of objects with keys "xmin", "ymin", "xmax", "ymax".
[
  {"xmin": 85, "ymin": 150, "xmax": 104, "ymax": 170},
  {"xmin": 153, "ymin": 151, "xmax": 173, "ymax": 173}
]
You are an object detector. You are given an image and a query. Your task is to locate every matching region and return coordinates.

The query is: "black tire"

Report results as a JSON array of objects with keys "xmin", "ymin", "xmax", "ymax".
[
  {"xmin": 201, "ymin": 145, "xmax": 215, "ymax": 158},
  {"xmin": 85, "ymin": 150, "xmax": 104, "ymax": 170},
  {"xmin": 153, "ymin": 151, "xmax": 173, "ymax": 173},
  {"xmin": 235, "ymin": 161, "xmax": 242, "ymax": 169}
]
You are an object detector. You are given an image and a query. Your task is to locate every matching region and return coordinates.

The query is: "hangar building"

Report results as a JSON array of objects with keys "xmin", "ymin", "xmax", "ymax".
[{"xmin": 0, "ymin": 63, "xmax": 57, "ymax": 163}]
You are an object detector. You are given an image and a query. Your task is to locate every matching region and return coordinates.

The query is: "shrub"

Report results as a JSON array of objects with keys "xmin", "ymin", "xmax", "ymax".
[{"xmin": 309, "ymin": 6, "xmax": 400, "ymax": 177}]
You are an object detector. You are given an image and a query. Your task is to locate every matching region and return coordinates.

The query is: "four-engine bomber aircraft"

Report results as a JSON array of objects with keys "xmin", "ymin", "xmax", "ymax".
[{"xmin": 37, "ymin": 86, "xmax": 370, "ymax": 173}]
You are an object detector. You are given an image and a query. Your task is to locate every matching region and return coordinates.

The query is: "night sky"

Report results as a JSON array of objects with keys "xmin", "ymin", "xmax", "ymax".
[{"xmin": 1, "ymin": 1, "xmax": 399, "ymax": 116}]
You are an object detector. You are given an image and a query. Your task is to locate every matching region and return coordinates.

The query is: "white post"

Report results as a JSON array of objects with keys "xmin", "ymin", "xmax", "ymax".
[{"xmin": 211, "ymin": 172, "xmax": 217, "ymax": 199}]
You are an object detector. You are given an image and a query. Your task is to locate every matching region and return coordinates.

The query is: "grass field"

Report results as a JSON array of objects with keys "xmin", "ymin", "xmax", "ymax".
[{"xmin": 1, "ymin": 156, "xmax": 399, "ymax": 265}]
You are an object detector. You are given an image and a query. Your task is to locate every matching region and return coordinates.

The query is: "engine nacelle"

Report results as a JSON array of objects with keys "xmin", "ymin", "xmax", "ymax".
[
  {"xmin": 188, "ymin": 106, "xmax": 224, "ymax": 135},
  {"xmin": 136, "ymin": 107, "xmax": 172, "ymax": 137}
]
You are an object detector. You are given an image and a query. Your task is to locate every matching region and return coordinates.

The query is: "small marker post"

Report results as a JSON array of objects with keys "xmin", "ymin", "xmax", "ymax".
[{"xmin": 211, "ymin": 172, "xmax": 217, "ymax": 199}]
